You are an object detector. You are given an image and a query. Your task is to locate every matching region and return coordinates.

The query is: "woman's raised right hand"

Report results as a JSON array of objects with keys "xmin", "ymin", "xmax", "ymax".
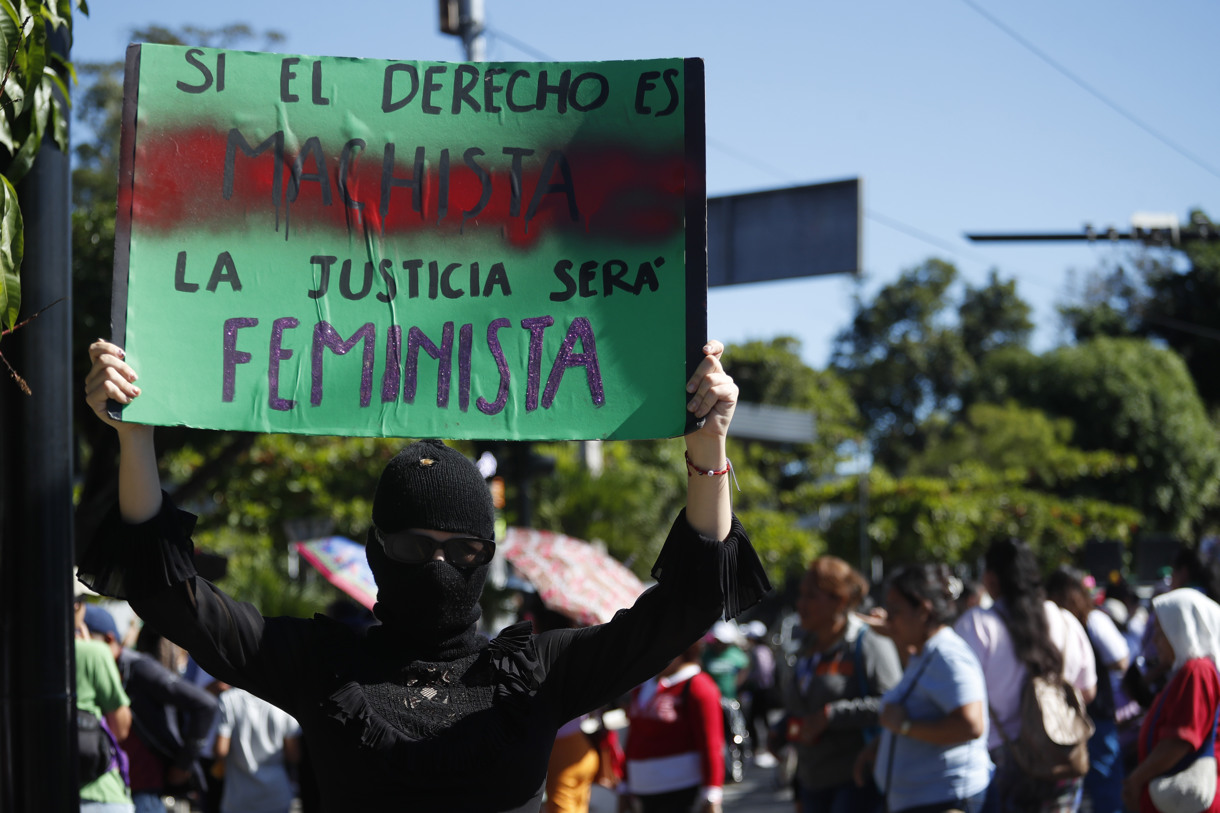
[{"xmin": 85, "ymin": 340, "xmax": 142, "ymax": 432}]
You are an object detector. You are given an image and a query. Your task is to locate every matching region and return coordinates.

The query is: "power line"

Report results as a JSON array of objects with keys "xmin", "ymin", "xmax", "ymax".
[
  {"xmin": 865, "ymin": 209, "xmax": 998, "ymax": 268},
  {"xmin": 706, "ymin": 137, "xmax": 791, "ymax": 184},
  {"xmin": 1142, "ymin": 313, "xmax": 1220, "ymax": 343},
  {"xmin": 488, "ymin": 16, "xmax": 1219, "ymax": 343},
  {"xmin": 959, "ymin": 0, "xmax": 1220, "ymax": 181},
  {"xmin": 478, "ymin": 23, "xmax": 1073, "ymax": 297},
  {"xmin": 484, "ymin": 27, "xmax": 556, "ymax": 61},
  {"xmin": 705, "ymin": 141, "xmax": 1008, "ymax": 272},
  {"xmin": 864, "ymin": 209, "xmax": 1077, "ymax": 304}
]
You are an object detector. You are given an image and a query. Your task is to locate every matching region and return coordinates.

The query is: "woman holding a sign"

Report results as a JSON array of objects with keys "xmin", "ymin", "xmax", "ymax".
[{"xmin": 79, "ymin": 339, "xmax": 767, "ymax": 813}]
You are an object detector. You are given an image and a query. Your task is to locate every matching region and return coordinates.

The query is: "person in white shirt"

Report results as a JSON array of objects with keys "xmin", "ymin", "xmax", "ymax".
[
  {"xmin": 215, "ymin": 687, "xmax": 301, "ymax": 813},
  {"xmin": 954, "ymin": 539, "xmax": 1096, "ymax": 813}
]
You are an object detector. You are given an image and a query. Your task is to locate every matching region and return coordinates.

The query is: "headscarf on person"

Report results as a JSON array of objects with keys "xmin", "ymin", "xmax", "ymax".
[{"xmin": 1151, "ymin": 587, "xmax": 1220, "ymax": 674}]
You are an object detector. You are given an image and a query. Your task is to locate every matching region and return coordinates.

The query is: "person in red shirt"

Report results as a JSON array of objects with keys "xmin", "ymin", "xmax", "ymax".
[
  {"xmin": 1123, "ymin": 588, "xmax": 1220, "ymax": 813},
  {"xmin": 621, "ymin": 643, "xmax": 724, "ymax": 813}
]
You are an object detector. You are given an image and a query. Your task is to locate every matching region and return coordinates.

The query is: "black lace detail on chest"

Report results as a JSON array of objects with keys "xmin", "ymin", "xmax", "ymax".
[
  {"xmin": 320, "ymin": 620, "xmax": 543, "ymax": 756},
  {"xmin": 361, "ymin": 651, "xmax": 495, "ymax": 740}
]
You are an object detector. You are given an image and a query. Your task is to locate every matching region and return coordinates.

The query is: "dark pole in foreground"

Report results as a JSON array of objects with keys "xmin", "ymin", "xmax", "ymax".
[{"xmin": 0, "ymin": 23, "xmax": 76, "ymax": 812}]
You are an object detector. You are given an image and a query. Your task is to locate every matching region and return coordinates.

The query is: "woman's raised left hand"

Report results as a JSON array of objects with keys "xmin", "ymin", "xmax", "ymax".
[
  {"xmin": 682, "ymin": 340, "xmax": 736, "ymax": 540},
  {"xmin": 684, "ymin": 340, "xmax": 736, "ymax": 442}
]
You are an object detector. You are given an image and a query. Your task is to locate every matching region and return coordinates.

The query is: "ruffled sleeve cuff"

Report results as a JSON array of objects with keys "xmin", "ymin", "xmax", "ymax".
[
  {"xmin": 76, "ymin": 491, "xmax": 199, "ymax": 601},
  {"xmin": 650, "ymin": 510, "xmax": 770, "ymax": 619}
]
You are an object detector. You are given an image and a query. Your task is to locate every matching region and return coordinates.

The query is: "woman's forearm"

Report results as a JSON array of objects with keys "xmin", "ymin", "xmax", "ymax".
[
  {"xmin": 681, "ymin": 341, "xmax": 735, "ymax": 541},
  {"xmin": 903, "ymin": 701, "xmax": 986, "ymax": 746},
  {"xmin": 683, "ymin": 434, "xmax": 731, "ymax": 540},
  {"xmin": 1128, "ymin": 737, "xmax": 1195, "ymax": 789},
  {"xmin": 118, "ymin": 425, "xmax": 163, "ymax": 523}
]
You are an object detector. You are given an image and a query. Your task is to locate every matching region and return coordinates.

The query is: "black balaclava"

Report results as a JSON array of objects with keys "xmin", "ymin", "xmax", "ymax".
[{"xmin": 367, "ymin": 440, "xmax": 495, "ymax": 660}]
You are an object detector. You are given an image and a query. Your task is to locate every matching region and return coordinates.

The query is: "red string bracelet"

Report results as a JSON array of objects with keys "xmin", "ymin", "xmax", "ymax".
[{"xmin": 685, "ymin": 451, "xmax": 731, "ymax": 477}]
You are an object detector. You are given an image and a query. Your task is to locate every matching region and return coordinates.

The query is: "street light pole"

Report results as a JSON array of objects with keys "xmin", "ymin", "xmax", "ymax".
[
  {"xmin": 459, "ymin": 0, "xmax": 485, "ymax": 61},
  {"xmin": 440, "ymin": 0, "xmax": 485, "ymax": 61}
]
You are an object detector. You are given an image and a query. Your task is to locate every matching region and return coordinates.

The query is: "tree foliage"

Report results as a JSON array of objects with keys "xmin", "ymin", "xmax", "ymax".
[
  {"xmin": 723, "ymin": 338, "xmax": 861, "ymax": 578},
  {"xmin": 533, "ymin": 439, "xmax": 686, "ymax": 577},
  {"xmin": 1, "ymin": 0, "xmax": 85, "ymax": 378},
  {"xmin": 831, "ymin": 260, "xmax": 1032, "ymax": 472},
  {"xmin": 791, "ymin": 396, "xmax": 1139, "ymax": 570},
  {"xmin": 729, "ymin": 336, "xmax": 860, "ymax": 481},
  {"xmin": 810, "ymin": 467, "xmax": 1141, "ymax": 570},
  {"xmin": 1059, "ymin": 211, "xmax": 1220, "ymax": 411},
  {"xmin": 529, "ymin": 338, "xmax": 860, "ymax": 585},
  {"xmin": 909, "ymin": 401, "xmax": 1128, "ymax": 488},
  {"xmin": 159, "ymin": 434, "xmax": 400, "ymax": 615},
  {"xmin": 977, "ymin": 338, "xmax": 1220, "ymax": 536},
  {"xmin": 822, "ymin": 260, "xmax": 1217, "ymax": 573}
]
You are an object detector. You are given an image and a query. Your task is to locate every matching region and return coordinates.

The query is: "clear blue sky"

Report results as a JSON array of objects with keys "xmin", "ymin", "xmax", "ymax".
[{"xmin": 72, "ymin": 0, "xmax": 1220, "ymax": 367}]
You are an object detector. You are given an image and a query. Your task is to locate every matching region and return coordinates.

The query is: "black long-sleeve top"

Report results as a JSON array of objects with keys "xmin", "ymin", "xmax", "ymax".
[{"xmin": 78, "ymin": 495, "xmax": 769, "ymax": 812}]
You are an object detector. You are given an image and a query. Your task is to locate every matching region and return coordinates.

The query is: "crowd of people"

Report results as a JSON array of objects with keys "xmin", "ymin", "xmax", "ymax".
[
  {"xmin": 76, "ymin": 544, "xmax": 1220, "ymax": 813},
  {"xmin": 73, "ymin": 585, "xmax": 303, "ymax": 813},
  {"xmin": 74, "ymin": 337, "xmax": 1220, "ymax": 813},
  {"xmin": 768, "ymin": 545, "xmax": 1220, "ymax": 813}
]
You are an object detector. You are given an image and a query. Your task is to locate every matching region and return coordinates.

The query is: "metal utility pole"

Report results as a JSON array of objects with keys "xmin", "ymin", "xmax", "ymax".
[
  {"xmin": 439, "ymin": 0, "xmax": 486, "ymax": 61},
  {"xmin": 0, "ymin": 22, "xmax": 76, "ymax": 812}
]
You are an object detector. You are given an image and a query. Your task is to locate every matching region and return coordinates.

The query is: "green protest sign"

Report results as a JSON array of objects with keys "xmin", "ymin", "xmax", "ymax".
[{"xmin": 112, "ymin": 44, "xmax": 706, "ymax": 440}]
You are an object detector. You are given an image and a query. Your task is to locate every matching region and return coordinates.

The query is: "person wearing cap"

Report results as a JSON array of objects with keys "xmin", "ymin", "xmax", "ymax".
[
  {"xmin": 84, "ymin": 605, "xmax": 220, "ymax": 813},
  {"xmin": 74, "ymin": 588, "xmax": 134, "ymax": 812},
  {"xmin": 79, "ymin": 339, "xmax": 769, "ymax": 813}
]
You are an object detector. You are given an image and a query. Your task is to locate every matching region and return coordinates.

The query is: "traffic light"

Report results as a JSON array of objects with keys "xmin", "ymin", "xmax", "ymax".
[
  {"xmin": 438, "ymin": 0, "xmax": 460, "ymax": 35},
  {"xmin": 471, "ymin": 441, "xmax": 555, "ymax": 527}
]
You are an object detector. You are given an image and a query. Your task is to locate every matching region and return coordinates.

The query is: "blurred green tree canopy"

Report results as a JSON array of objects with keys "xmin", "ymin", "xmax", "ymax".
[{"xmin": 1059, "ymin": 211, "xmax": 1220, "ymax": 412}]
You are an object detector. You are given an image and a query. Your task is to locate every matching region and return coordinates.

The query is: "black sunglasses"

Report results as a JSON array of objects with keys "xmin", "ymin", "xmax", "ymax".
[{"xmin": 375, "ymin": 529, "xmax": 496, "ymax": 567}]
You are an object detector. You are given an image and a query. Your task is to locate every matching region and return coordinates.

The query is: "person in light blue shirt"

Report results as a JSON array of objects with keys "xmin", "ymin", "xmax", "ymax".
[{"xmin": 855, "ymin": 564, "xmax": 993, "ymax": 813}]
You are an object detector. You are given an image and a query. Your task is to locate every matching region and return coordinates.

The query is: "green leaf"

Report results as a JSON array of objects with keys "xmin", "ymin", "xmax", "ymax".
[
  {"xmin": 3, "ymin": 76, "xmax": 26, "ymax": 121},
  {"xmin": 42, "ymin": 1, "xmax": 67, "ymax": 32},
  {"xmin": 19, "ymin": 14, "xmax": 44, "ymax": 101},
  {"xmin": 40, "ymin": 66, "xmax": 66, "ymax": 150},
  {"xmin": 0, "ymin": 8, "xmax": 9, "ymax": 69},
  {"xmin": 48, "ymin": 49, "xmax": 74, "ymax": 83},
  {"xmin": 0, "ymin": 1, "xmax": 19, "ymax": 38},
  {"xmin": 0, "ymin": 110, "xmax": 13, "ymax": 152},
  {"xmin": 3, "ymin": 75, "xmax": 46, "ymax": 183},
  {"xmin": 0, "ymin": 10, "xmax": 27, "ymax": 120},
  {"xmin": 0, "ymin": 174, "xmax": 24, "ymax": 333}
]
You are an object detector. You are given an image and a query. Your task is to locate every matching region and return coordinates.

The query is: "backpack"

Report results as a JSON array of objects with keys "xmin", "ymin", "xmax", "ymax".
[{"xmin": 992, "ymin": 673, "xmax": 1095, "ymax": 784}]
